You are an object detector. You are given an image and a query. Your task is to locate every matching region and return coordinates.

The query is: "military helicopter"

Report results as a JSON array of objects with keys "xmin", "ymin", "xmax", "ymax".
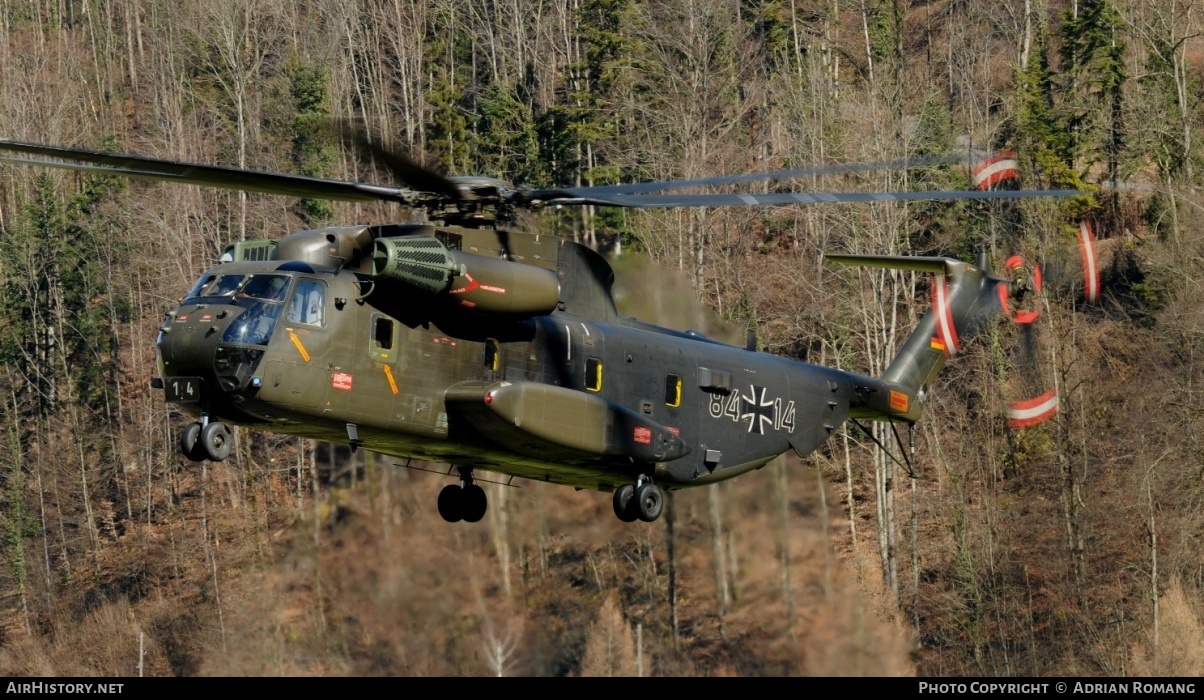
[{"xmin": 0, "ymin": 135, "xmax": 1084, "ymax": 524}]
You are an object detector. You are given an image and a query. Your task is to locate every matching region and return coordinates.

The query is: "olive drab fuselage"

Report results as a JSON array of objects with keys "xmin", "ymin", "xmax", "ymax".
[
  {"xmin": 0, "ymin": 136, "xmax": 1078, "ymax": 524},
  {"xmin": 157, "ymin": 224, "xmax": 904, "ymax": 493}
]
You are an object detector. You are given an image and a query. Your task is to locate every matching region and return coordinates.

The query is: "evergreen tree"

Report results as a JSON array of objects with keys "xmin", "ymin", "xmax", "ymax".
[
  {"xmin": 0, "ymin": 173, "xmax": 121, "ymax": 417},
  {"xmin": 1059, "ymin": 0, "xmax": 1127, "ymax": 189},
  {"xmin": 1003, "ymin": 15, "xmax": 1095, "ymax": 223},
  {"xmin": 287, "ymin": 59, "xmax": 336, "ymax": 224}
]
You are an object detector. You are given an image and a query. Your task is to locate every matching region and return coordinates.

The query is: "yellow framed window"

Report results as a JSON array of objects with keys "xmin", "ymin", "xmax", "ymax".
[
  {"xmin": 665, "ymin": 373, "xmax": 682, "ymax": 407},
  {"xmin": 585, "ymin": 357, "xmax": 603, "ymax": 392}
]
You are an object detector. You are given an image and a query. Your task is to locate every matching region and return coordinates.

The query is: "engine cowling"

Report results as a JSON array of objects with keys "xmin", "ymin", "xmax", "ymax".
[{"xmin": 371, "ymin": 234, "xmax": 560, "ymax": 316}]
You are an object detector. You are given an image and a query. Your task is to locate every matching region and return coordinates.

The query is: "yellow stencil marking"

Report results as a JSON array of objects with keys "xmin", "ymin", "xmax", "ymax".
[
  {"xmin": 288, "ymin": 330, "xmax": 311, "ymax": 363},
  {"xmin": 383, "ymin": 364, "xmax": 399, "ymax": 395}
]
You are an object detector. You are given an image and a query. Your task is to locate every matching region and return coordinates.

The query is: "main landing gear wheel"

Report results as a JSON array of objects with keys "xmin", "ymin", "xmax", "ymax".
[
  {"xmin": 612, "ymin": 484, "xmax": 638, "ymax": 522},
  {"xmin": 437, "ymin": 470, "xmax": 488, "ymax": 523},
  {"xmin": 612, "ymin": 481, "xmax": 664, "ymax": 523},
  {"xmin": 461, "ymin": 484, "xmax": 487, "ymax": 523},
  {"xmin": 634, "ymin": 482, "xmax": 664, "ymax": 523},
  {"xmin": 438, "ymin": 484, "xmax": 464, "ymax": 523}
]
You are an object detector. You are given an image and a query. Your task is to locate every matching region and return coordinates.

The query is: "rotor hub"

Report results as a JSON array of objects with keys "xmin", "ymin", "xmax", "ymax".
[{"xmin": 998, "ymin": 255, "xmax": 1042, "ymax": 325}]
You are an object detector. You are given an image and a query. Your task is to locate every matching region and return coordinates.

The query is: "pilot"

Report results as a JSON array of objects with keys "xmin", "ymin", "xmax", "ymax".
[
  {"xmin": 303, "ymin": 286, "xmax": 322, "ymax": 325},
  {"xmin": 265, "ymin": 274, "xmax": 288, "ymax": 301},
  {"xmin": 241, "ymin": 274, "xmax": 288, "ymax": 301}
]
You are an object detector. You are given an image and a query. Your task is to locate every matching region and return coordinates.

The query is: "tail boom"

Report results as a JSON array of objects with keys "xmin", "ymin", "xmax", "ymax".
[{"xmin": 826, "ymin": 253, "xmax": 997, "ymax": 423}]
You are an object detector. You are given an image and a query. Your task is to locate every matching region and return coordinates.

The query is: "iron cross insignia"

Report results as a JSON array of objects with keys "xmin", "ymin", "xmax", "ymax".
[{"xmin": 740, "ymin": 385, "xmax": 775, "ymax": 434}]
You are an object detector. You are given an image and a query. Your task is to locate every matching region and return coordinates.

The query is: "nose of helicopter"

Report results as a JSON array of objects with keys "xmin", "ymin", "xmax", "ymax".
[{"xmin": 156, "ymin": 300, "xmax": 270, "ymax": 398}]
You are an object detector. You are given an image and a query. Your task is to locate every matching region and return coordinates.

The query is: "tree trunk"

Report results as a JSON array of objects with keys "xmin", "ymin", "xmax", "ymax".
[
  {"xmin": 491, "ymin": 482, "xmax": 513, "ymax": 598},
  {"xmin": 774, "ymin": 457, "xmax": 798, "ymax": 635},
  {"xmin": 708, "ymin": 483, "xmax": 730, "ymax": 637},
  {"xmin": 665, "ymin": 490, "xmax": 680, "ymax": 655}
]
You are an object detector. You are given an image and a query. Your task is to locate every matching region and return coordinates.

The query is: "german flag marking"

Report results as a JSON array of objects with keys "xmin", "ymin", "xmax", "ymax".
[
  {"xmin": 931, "ymin": 276, "xmax": 960, "ymax": 355},
  {"xmin": 288, "ymin": 330, "xmax": 311, "ymax": 363}
]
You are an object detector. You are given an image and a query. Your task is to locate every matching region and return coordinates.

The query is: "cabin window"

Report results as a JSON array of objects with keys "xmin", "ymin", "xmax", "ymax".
[
  {"xmin": 585, "ymin": 357, "xmax": 603, "ymax": 392},
  {"xmin": 374, "ymin": 317, "xmax": 394, "ymax": 350},
  {"xmin": 665, "ymin": 373, "xmax": 682, "ymax": 407},
  {"xmin": 484, "ymin": 339, "xmax": 500, "ymax": 372},
  {"xmin": 287, "ymin": 279, "xmax": 325, "ymax": 328},
  {"xmin": 369, "ymin": 314, "xmax": 396, "ymax": 363}
]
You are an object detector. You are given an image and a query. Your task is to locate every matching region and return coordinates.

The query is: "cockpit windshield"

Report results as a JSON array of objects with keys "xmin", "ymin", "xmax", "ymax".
[
  {"xmin": 217, "ymin": 275, "xmax": 293, "ymax": 346},
  {"xmin": 221, "ymin": 302, "xmax": 284, "ymax": 346},
  {"xmin": 184, "ymin": 274, "xmax": 245, "ymax": 302},
  {"xmin": 183, "ymin": 273, "xmax": 291, "ymax": 305},
  {"xmin": 238, "ymin": 274, "xmax": 290, "ymax": 302}
]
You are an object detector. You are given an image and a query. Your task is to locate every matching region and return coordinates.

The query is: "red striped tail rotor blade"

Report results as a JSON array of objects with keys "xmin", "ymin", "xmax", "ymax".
[
  {"xmin": 1005, "ymin": 318, "xmax": 1057, "ymax": 430},
  {"xmin": 1008, "ymin": 389, "xmax": 1060, "ymax": 428},
  {"xmin": 1079, "ymin": 219, "xmax": 1101, "ymax": 304},
  {"xmin": 972, "ymin": 152, "xmax": 1020, "ymax": 191}
]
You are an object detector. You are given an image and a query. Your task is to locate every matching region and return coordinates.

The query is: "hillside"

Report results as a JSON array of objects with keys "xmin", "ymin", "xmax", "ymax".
[{"xmin": 1, "ymin": 0, "xmax": 1202, "ymax": 676}]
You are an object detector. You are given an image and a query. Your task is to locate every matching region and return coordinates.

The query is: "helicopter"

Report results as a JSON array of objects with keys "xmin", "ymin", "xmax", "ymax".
[{"xmin": 0, "ymin": 134, "xmax": 1085, "ymax": 524}]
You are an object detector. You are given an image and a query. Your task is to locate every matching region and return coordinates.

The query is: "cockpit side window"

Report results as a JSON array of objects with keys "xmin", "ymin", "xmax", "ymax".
[
  {"xmin": 287, "ymin": 279, "xmax": 326, "ymax": 328},
  {"xmin": 185, "ymin": 275, "xmax": 216, "ymax": 300}
]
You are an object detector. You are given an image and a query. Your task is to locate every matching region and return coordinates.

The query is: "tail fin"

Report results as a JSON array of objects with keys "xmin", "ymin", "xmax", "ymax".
[{"xmin": 825, "ymin": 254, "xmax": 998, "ymax": 422}]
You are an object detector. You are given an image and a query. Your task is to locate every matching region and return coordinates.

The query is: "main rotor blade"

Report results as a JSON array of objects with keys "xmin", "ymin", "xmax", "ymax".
[
  {"xmin": 530, "ymin": 154, "xmax": 973, "ymax": 198},
  {"xmin": 824, "ymin": 254, "xmax": 953, "ymax": 274},
  {"xmin": 0, "ymin": 140, "xmax": 414, "ymax": 203},
  {"xmin": 546, "ymin": 188, "xmax": 1086, "ymax": 208},
  {"xmin": 334, "ymin": 122, "xmax": 464, "ymax": 200}
]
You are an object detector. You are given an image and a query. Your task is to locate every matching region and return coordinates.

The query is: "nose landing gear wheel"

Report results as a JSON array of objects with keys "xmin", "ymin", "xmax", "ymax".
[
  {"xmin": 612, "ymin": 484, "xmax": 637, "ymax": 522},
  {"xmin": 200, "ymin": 422, "xmax": 233, "ymax": 461},
  {"xmin": 179, "ymin": 422, "xmax": 206, "ymax": 462}
]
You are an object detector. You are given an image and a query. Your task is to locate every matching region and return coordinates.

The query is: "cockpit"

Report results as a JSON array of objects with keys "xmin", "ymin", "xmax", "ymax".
[
  {"xmin": 181, "ymin": 272, "xmax": 325, "ymax": 346},
  {"xmin": 159, "ymin": 270, "xmax": 328, "ymax": 395}
]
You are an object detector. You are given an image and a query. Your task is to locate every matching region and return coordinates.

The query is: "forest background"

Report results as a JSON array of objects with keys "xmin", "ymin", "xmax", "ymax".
[{"xmin": 0, "ymin": 0, "xmax": 1201, "ymax": 677}]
